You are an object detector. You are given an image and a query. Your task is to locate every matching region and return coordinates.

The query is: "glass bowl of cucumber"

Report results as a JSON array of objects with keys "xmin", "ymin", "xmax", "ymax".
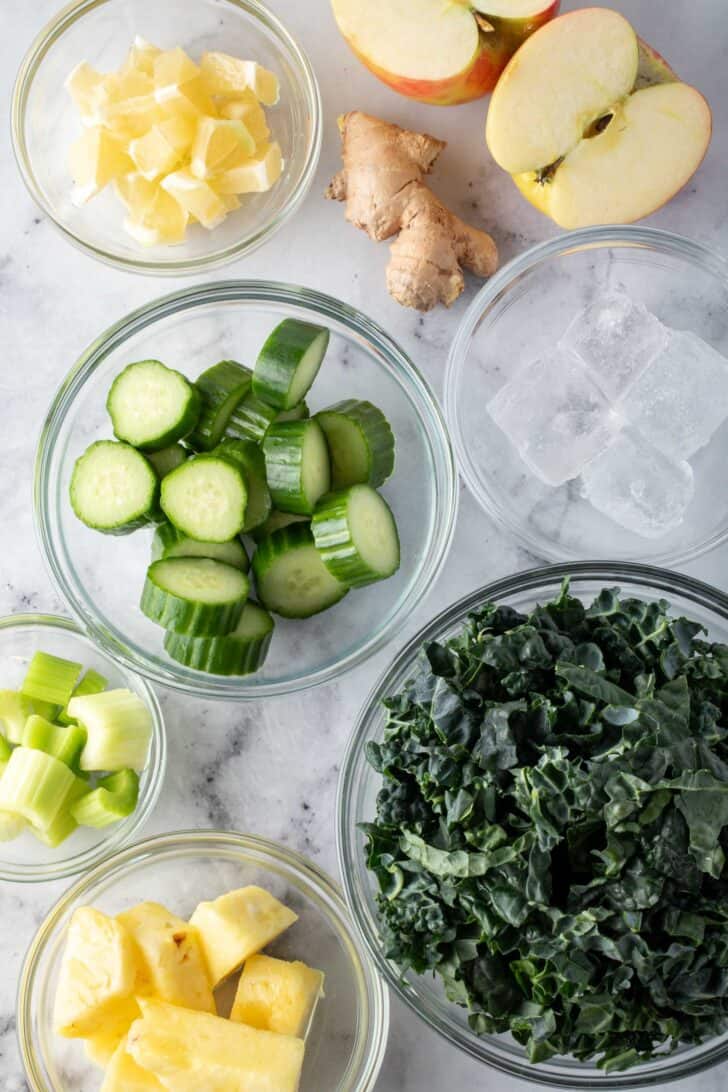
[
  {"xmin": 34, "ymin": 281, "xmax": 457, "ymax": 698},
  {"xmin": 18, "ymin": 830, "xmax": 389, "ymax": 1091},
  {"xmin": 0, "ymin": 613, "xmax": 165, "ymax": 883}
]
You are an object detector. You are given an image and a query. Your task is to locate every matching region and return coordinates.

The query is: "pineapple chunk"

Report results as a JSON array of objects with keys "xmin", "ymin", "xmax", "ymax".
[
  {"xmin": 69, "ymin": 129, "xmax": 133, "ymax": 206},
  {"xmin": 128, "ymin": 999, "xmax": 305, "ymax": 1092},
  {"xmin": 219, "ymin": 96, "xmax": 270, "ymax": 147},
  {"xmin": 85, "ymin": 1017, "xmax": 138, "ymax": 1068},
  {"xmin": 54, "ymin": 907, "xmax": 140, "ymax": 1038},
  {"xmin": 101, "ymin": 1037, "xmax": 164, "ymax": 1091},
  {"xmin": 200, "ymin": 52, "xmax": 279, "ymax": 105},
  {"xmin": 190, "ymin": 117, "xmax": 255, "ymax": 179},
  {"xmin": 116, "ymin": 902, "xmax": 215, "ymax": 1012},
  {"xmin": 213, "ymin": 142, "xmax": 282, "ymax": 195},
  {"xmin": 231, "ymin": 954, "xmax": 324, "ymax": 1038},
  {"xmin": 189, "ymin": 885, "xmax": 298, "ymax": 987},
  {"xmin": 161, "ymin": 169, "xmax": 227, "ymax": 229}
]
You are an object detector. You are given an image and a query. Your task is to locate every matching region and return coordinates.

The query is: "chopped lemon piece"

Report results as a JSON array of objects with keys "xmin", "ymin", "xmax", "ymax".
[
  {"xmin": 114, "ymin": 172, "xmax": 157, "ymax": 211},
  {"xmin": 65, "ymin": 62, "xmax": 105, "ymax": 126},
  {"xmin": 124, "ymin": 186, "xmax": 189, "ymax": 246},
  {"xmin": 219, "ymin": 96, "xmax": 270, "ymax": 145},
  {"xmin": 154, "ymin": 48, "xmax": 214, "ymax": 116},
  {"xmin": 129, "ymin": 116, "xmax": 193, "ymax": 179},
  {"xmin": 124, "ymin": 36, "xmax": 162, "ymax": 77},
  {"xmin": 190, "ymin": 117, "xmax": 255, "ymax": 179},
  {"xmin": 103, "ymin": 95, "xmax": 164, "ymax": 141},
  {"xmin": 161, "ymin": 168, "xmax": 227, "ymax": 228},
  {"xmin": 219, "ymin": 192, "xmax": 241, "ymax": 212},
  {"xmin": 70, "ymin": 128, "xmax": 133, "ymax": 205},
  {"xmin": 201, "ymin": 51, "xmax": 279, "ymax": 105},
  {"xmin": 214, "ymin": 141, "xmax": 282, "ymax": 194}
]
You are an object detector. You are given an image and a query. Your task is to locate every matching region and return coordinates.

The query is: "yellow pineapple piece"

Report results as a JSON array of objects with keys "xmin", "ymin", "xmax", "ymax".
[
  {"xmin": 65, "ymin": 62, "xmax": 106, "ymax": 126},
  {"xmin": 54, "ymin": 907, "xmax": 140, "ymax": 1038},
  {"xmin": 201, "ymin": 51, "xmax": 279, "ymax": 105},
  {"xmin": 219, "ymin": 96, "xmax": 270, "ymax": 147},
  {"xmin": 101, "ymin": 1037, "xmax": 164, "ymax": 1092},
  {"xmin": 153, "ymin": 48, "xmax": 214, "ymax": 116},
  {"xmin": 124, "ymin": 36, "xmax": 162, "ymax": 77},
  {"xmin": 70, "ymin": 128, "xmax": 133, "ymax": 206},
  {"xmin": 190, "ymin": 117, "xmax": 255, "ymax": 179},
  {"xmin": 128, "ymin": 999, "xmax": 305, "ymax": 1092},
  {"xmin": 161, "ymin": 169, "xmax": 227, "ymax": 229},
  {"xmin": 213, "ymin": 141, "xmax": 282, "ymax": 195},
  {"xmin": 189, "ymin": 885, "xmax": 298, "ymax": 987},
  {"xmin": 231, "ymin": 954, "xmax": 324, "ymax": 1038},
  {"xmin": 116, "ymin": 902, "xmax": 215, "ymax": 1012},
  {"xmin": 85, "ymin": 1017, "xmax": 136, "ymax": 1068},
  {"xmin": 129, "ymin": 115, "xmax": 194, "ymax": 180}
]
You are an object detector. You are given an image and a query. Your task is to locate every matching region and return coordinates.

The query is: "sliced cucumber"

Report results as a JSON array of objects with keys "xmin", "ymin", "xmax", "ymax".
[
  {"xmin": 253, "ymin": 319, "xmax": 330, "ymax": 410},
  {"xmin": 251, "ymin": 510, "xmax": 309, "ymax": 544},
  {"xmin": 107, "ymin": 360, "xmax": 200, "ymax": 450},
  {"xmin": 312, "ymin": 485, "xmax": 400, "ymax": 587},
  {"xmin": 214, "ymin": 440, "xmax": 272, "ymax": 532},
  {"xmin": 253, "ymin": 524, "xmax": 347, "ymax": 619},
  {"xmin": 188, "ymin": 360, "xmax": 252, "ymax": 451},
  {"xmin": 263, "ymin": 420, "xmax": 330, "ymax": 515},
  {"xmin": 152, "ymin": 521, "xmax": 250, "ymax": 572},
  {"xmin": 70, "ymin": 441, "xmax": 159, "ymax": 534},
  {"xmin": 164, "ymin": 601, "xmax": 274, "ymax": 675},
  {"xmin": 316, "ymin": 400, "xmax": 395, "ymax": 488},
  {"xmin": 141, "ymin": 557, "xmax": 248, "ymax": 635},
  {"xmin": 146, "ymin": 443, "xmax": 188, "ymax": 479},
  {"xmin": 276, "ymin": 401, "xmax": 309, "ymax": 423},
  {"xmin": 224, "ymin": 392, "xmax": 277, "ymax": 445},
  {"xmin": 160, "ymin": 455, "xmax": 247, "ymax": 543}
]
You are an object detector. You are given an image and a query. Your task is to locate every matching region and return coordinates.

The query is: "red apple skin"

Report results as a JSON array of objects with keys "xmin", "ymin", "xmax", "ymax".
[{"xmin": 339, "ymin": 1, "xmax": 560, "ymax": 106}]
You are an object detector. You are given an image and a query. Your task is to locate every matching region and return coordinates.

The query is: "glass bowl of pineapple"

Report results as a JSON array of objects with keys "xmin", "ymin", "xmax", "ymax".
[
  {"xmin": 18, "ymin": 830, "xmax": 389, "ymax": 1091},
  {"xmin": 11, "ymin": 0, "xmax": 321, "ymax": 273}
]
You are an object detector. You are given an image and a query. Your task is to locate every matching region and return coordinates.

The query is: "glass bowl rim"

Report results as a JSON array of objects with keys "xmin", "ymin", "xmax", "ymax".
[
  {"xmin": 33, "ymin": 278, "xmax": 458, "ymax": 700},
  {"xmin": 337, "ymin": 560, "xmax": 728, "ymax": 1089},
  {"xmin": 0, "ymin": 611, "xmax": 166, "ymax": 884},
  {"xmin": 444, "ymin": 224, "xmax": 728, "ymax": 568},
  {"xmin": 10, "ymin": 0, "xmax": 323, "ymax": 276},
  {"xmin": 17, "ymin": 828, "xmax": 390, "ymax": 1092}
]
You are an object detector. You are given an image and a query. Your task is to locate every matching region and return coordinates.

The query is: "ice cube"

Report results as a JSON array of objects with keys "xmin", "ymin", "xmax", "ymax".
[
  {"xmin": 561, "ymin": 289, "xmax": 668, "ymax": 400},
  {"xmin": 618, "ymin": 330, "xmax": 728, "ymax": 459},
  {"xmin": 581, "ymin": 431, "xmax": 694, "ymax": 539},
  {"xmin": 487, "ymin": 349, "xmax": 620, "ymax": 487}
]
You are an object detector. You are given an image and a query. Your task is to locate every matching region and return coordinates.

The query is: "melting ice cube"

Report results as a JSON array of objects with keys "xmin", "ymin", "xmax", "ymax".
[
  {"xmin": 581, "ymin": 431, "xmax": 694, "ymax": 539},
  {"xmin": 487, "ymin": 349, "xmax": 620, "ymax": 487}
]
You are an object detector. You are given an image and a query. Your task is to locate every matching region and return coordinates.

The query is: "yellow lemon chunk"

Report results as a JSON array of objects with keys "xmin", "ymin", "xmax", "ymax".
[
  {"xmin": 214, "ymin": 141, "xmax": 283, "ymax": 194},
  {"xmin": 129, "ymin": 116, "xmax": 194, "ymax": 180},
  {"xmin": 190, "ymin": 117, "xmax": 255, "ymax": 179},
  {"xmin": 65, "ymin": 62, "xmax": 105, "ymax": 126},
  {"xmin": 219, "ymin": 95, "xmax": 270, "ymax": 146},
  {"xmin": 114, "ymin": 172, "xmax": 157, "ymax": 211},
  {"xmin": 124, "ymin": 189, "xmax": 188, "ymax": 246},
  {"xmin": 161, "ymin": 168, "xmax": 227, "ymax": 228},
  {"xmin": 101, "ymin": 1038, "xmax": 164, "ymax": 1092},
  {"xmin": 201, "ymin": 51, "xmax": 280, "ymax": 105},
  {"xmin": 123, "ymin": 36, "xmax": 162, "ymax": 77},
  {"xmin": 70, "ymin": 128, "xmax": 133, "ymax": 205},
  {"xmin": 153, "ymin": 47, "xmax": 214, "ymax": 116},
  {"xmin": 231, "ymin": 954, "xmax": 325, "ymax": 1038}
]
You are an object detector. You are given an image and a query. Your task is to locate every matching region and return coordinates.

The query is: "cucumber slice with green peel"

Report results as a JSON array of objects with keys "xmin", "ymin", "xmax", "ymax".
[
  {"xmin": 253, "ymin": 524, "xmax": 348, "ymax": 618},
  {"xmin": 224, "ymin": 392, "xmax": 277, "ymax": 444},
  {"xmin": 164, "ymin": 601, "xmax": 274, "ymax": 675},
  {"xmin": 188, "ymin": 361, "xmax": 253, "ymax": 451},
  {"xmin": 0, "ymin": 747, "xmax": 76, "ymax": 830},
  {"xmin": 214, "ymin": 440, "xmax": 272, "ymax": 532},
  {"xmin": 263, "ymin": 420, "xmax": 331, "ymax": 515},
  {"xmin": 251, "ymin": 510, "xmax": 309, "ymax": 544},
  {"xmin": 316, "ymin": 400, "xmax": 395, "ymax": 489},
  {"xmin": 107, "ymin": 360, "xmax": 201, "ymax": 450},
  {"xmin": 21, "ymin": 651, "xmax": 82, "ymax": 708},
  {"xmin": 276, "ymin": 401, "xmax": 309, "ymax": 423},
  {"xmin": 70, "ymin": 688, "xmax": 153, "ymax": 772},
  {"xmin": 141, "ymin": 558, "xmax": 248, "ymax": 637},
  {"xmin": 71, "ymin": 769, "xmax": 139, "ymax": 828},
  {"xmin": 71, "ymin": 441, "xmax": 159, "ymax": 535},
  {"xmin": 57, "ymin": 669, "xmax": 109, "ymax": 727},
  {"xmin": 312, "ymin": 485, "xmax": 400, "ymax": 588},
  {"xmin": 152, "ymin": 521, "xmax": 250, "ymax": 571},
  {"xmin": 253, "ymin": 319, "xmax": 330, "ymax": 410},
  {"xmin": 0, "ymin": 690, "xmax": 56, "ymax": 743},
  {"xmin": 146, "ymin": 443, "xmax": 188, "ymax": 479},
  {"xmin": 161, "ymin": 455, "xmax": 247, "ymax": 543}
]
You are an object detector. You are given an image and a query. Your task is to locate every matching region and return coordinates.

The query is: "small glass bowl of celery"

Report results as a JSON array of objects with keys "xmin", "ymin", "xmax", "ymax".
[{"xmin": 0, "ymin": 613, "xmax": 165, "ymax": 882}]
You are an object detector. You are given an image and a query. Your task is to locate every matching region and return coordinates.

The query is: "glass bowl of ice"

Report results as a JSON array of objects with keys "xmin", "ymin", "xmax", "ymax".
[{"xmin": 445, "ymin": 226, "xmax": 728, "ymax": 565}]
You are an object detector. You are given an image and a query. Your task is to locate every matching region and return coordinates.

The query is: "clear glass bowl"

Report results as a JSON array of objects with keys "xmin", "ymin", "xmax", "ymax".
[
  {"xmin": 34, "ymin": 281, "xmax": 457, "ymax": 699},
  {"xmin": 11, "ymin": 0, "xmax": 321, "ymax": 274},
  {"xmin": 445, "ymin": 227, "xmax": 728, "ymax": 566},
  {"xmin": 18, "ymin": 830, "xmax": 389, "ymax": 1091},
  {"xmin": 338, "ymin": 562, "xmax": 728, "ymax": 1089},
  {"xmin": 0, "ymin": 613, "xmax": 165, "ymax": 883}
]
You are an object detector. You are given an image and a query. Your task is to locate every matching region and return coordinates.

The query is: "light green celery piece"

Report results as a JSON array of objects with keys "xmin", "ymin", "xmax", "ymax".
[
  {"xmin": 0, "ymin": 810, "xmax": 25, "ymax": 841},
  {"xmin": 21, "ymin": 651, "xmax": 83, "ymax": 708},
  {"xmin": 0, "ymin": 747, "xmax": 75, "ymax": 830},
  {"xmin": 21, "ymin": 716, "xmax": 87, "ymax": 771},
  {"xmin": 57, "ymin": 669, "xmax": 109, "ymax": 727},
  {"xmin": 31, "ymin": 776, "xmax": 91, "ymax": 848},
  {"xmin": 0, "ymin": 690, "xmax": 55, "ymax": 744},
  {"xmin": 22, "ymin": 714, "xmax": 57, "ymax": 752},
  {"xmin": 0, "ymin": 735, "xmax": 12, "ymax": 763},
  {"xmin": 71, "ymin": 769, "xmax": 139, "ymax": 828},
  {"xmin": 70, "ymin": 689, "xmax": 152, "ymax": 773}
]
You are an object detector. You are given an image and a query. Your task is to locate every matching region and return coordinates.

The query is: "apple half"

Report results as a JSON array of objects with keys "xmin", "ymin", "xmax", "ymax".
[
  {"xmin": 486, "ymin": 8, "xmax": 712, "ymax": 228},
  {"xmin": 331, "ymin": 0, "xmax": 560, "ymax": 105}
]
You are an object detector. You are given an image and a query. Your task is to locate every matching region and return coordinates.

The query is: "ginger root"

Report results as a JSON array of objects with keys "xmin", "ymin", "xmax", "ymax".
[{"xmin": 325, "ymin": 111, "xmax": 498, "ymax": 311}]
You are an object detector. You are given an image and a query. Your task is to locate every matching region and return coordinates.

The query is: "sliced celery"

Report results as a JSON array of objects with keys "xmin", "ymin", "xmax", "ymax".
[
  {"xmin": 21, "ymin": 651, "xmax": 82, "ymax": 708},
  {"xmin": 21, "ymin": 716, "xmax": 87, "ymax": 771},
  {"xmin": 0, "ymin": 690, "xmax": 56, "ymax": 744},
  {"xmin": 54, "ymin": 725, "xmax": 88, "ymax": 770},
  {"xmin": 57, "ymin": 668, "xmax": 109, "ymax": 727},
  {"xmin": 0, "ymin": 810, "xmax": 25, "ymax": 842},
  {"xmin": 0, "ymin": 735, "xmax": 12, "ymax": 763},
  {"xmin": 70, "ymin": 690, "xmax": 152, "ymax": 773},
  {"xmin": 71, "ymin": 769, "xmax": 139, "ymax": 828},
  {"xmin": 22, "ymin": 714, "xmax": 57, "ymax": 752},
  {"xmin": 32, "ymin": 776, "xmax": 91, "ymax": 847},
  {"xmin": 0, "ymin": 747, "xmax": 75, "ymax": 830}
]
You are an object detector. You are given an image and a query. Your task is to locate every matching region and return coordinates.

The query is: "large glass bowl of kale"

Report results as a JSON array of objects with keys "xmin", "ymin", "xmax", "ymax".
[{"xmin": 338, "ymin": 563, "xmax": 728, "ymax": 1088}]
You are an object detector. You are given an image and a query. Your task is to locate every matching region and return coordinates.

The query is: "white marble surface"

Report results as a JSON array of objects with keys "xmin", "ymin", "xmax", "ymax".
[{"xmin": 1, "ymin": 0, "xmax": 728, "ymax": 1088}]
